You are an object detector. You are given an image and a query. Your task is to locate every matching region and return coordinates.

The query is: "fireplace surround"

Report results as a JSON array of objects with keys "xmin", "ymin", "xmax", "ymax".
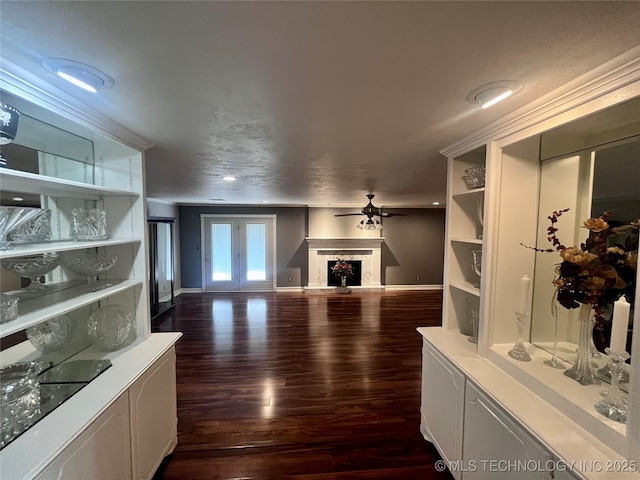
[{"xmin": 305, "ymin": 237, "xmax": 384, "ymax": 291}]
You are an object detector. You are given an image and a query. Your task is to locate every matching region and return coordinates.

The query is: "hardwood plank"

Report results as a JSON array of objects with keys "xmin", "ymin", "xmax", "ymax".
[{"xmin": 153, "ymin": 291, "xmax": 454, "ymax": 479}]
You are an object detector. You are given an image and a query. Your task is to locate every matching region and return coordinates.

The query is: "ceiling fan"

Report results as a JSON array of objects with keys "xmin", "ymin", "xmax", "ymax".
[{"xmin": 334, "ymin": 194, "xmax": 406, "ymax": 230}]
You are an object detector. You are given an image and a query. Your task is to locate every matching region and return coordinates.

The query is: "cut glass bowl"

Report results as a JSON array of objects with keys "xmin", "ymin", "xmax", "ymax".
[
  {"xmin": 87, "ymin": 305, "xmax": 136, "ymax": 352},
  {"xmin": 26, "ymin": 314, "xmax": 75, "ymax": 354},
  {"xmin": 0, "ymin": 362, "xmax": 41, "ymax": 448},
  {"xmin": 63, "ymin": 254, "xmax": 118, "ymax": 291},
  {"xmin": 0, "ymin": 207, "xmax": 42, "ymax": 250},
  {"xmin": 1, "ymin": 253, "xmax": 61, "ymax": 293},
  {"xmin": 8, "ymin": 209, "xmax": 51, "ymax": 243}
]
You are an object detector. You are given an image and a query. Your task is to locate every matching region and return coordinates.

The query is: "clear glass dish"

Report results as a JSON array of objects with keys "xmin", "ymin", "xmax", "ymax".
[
  {"xmin": 0, "ymin": 294, "xmax": 19, "ymax": 324},
  {"xmin": 87, "ymin": 305, "xmax": 136, "ymax": 352},
  {"xmin": 0, "ymin": 362, "xmax": 41, "ymax": 449},
  {"xmin": 1, "ymin": 253, "xmax": 61, "ymax": 294},
  {"xmin": 26, "ymin": 314, "xmax": 75, "ymax": 354},
  {"xmin": 63, "ymin": 253, "xmax": 117, "ymax": 291},
  {"xmin": 0, "ymin": 207, "xmax": 42, "ymax": 250},
  {"xmin": 8, "ymin": 209, "xmax": 51, "ymax": 243},
  {"xmin": 70, "ymin": 208, "xmax": 107, "ymax": 241}
]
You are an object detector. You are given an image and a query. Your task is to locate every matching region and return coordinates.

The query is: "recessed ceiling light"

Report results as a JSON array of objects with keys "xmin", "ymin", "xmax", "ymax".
[
  {"xmin": 12, "ymin": 196, "xmax": 24, "ymax": 202},
  {"xmin": 262, "ymin": 200, "xmax": 268, "ymax": 203},
  {"xmin": 432, "ymin": 202, "xmax": 440, "ymax": 206},
  {"xmin": 222, "ymin": 176, "xmax": 237, "ymax": 182},
  {"xmin": 466, "ymin": 80, "xmax": 523, "ymax": 109},
  {"xmin": 43, "ymin": 58, "xmax": 115, "ymax": 93}
]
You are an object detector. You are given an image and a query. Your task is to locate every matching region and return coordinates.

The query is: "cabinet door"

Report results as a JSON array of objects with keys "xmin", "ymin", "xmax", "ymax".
[
  {"xmin": 463, "ymin": 382, "xmax": 552, "ymax": 479},
  {"xmin": 129, "ymin": 348, "xmax": 178, "ymax": 480},
  {"xmin": 421, "ymin": 340, "xmax": 465, "ymax": 479},
  {"xmin": 35, "ymin": 394, "xmax": 132, "ymax": 480}
]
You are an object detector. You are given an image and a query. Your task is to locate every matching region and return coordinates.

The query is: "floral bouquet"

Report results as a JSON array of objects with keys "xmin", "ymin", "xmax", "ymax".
[
  {"xmin": 331, "ymin": 258, "xmax": 354, "ymax": 279},
  {"xmin": 526, "ymin": 209, "xmax": 638, "ymax": 325}
]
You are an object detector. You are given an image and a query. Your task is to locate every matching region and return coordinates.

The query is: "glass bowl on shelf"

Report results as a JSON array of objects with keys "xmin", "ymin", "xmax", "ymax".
[
  {"xmin": 0, "ymin": 207, "xmax": 43, "ymax": 250},
  {"xmin": 87, "ymin": 305, "xmax": 136, "ymax": 352},
  {"xmin": 8, "ymin": 209, "xmax": 51, "ymax": 244},
  {"xmin": 70, "ymin": 208, "xmax": 107, "ymax": 241},
  {"xmin": 63, "ymin": 253, "xmax": 118, "ymax": 291},
  {"xmin": 0, "ymin": 361, "xmax": 41, "ymax": 449},
  {"xmin": 463, "ymin": 165, "xmax": 486, "ymax": 189},
  {"xmin": 1, "ymin": 253, "xmax": 61, "ymax": 294},
  {"xmin": 0, "ymin": 294, "xmax": 19, "ymax": 324},
  {"xmin": 26, "ymin": 314, "xmax": 75, "ymax": 354}
]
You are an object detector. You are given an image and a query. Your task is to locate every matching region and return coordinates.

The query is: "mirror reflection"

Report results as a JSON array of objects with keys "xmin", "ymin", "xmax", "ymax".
[{"xmin": 531, "ymin": 101, "xmax": 639, "ymax": 383}]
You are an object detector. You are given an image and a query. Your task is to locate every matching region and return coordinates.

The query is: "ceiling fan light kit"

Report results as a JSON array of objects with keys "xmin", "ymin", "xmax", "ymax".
[{"xmin": 335, "ymin": 194, "xmax": 407, "ymax": 229}]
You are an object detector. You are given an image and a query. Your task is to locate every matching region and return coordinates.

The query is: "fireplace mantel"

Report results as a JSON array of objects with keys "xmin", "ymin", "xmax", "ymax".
[{"xmin": 305, "ymin": 237, "xmax": 384, "ymax": 290}]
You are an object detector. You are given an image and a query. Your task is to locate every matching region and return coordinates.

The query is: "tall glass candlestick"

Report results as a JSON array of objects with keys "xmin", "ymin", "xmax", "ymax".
[
  {"xmin": 594, "ymin": 349, "xmax": 629, "ymax": 423},
  {"xmin": 544, "ymin": 299, "xmax": 564, "ymax": 369},
  {"xmin": 508, "ymin": 311, "xmax": 531, "ymax": 362}
]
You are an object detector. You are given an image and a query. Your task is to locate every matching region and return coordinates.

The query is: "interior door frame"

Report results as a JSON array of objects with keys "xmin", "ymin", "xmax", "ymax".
[{"xmin": 200, "ymin": 214, "xmax": 277, "ymax": 292}]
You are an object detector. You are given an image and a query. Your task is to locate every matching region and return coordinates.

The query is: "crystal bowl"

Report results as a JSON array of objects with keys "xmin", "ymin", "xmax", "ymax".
[
  {"xmin": 0, "ymin": 207, "xmax": 42, "ymax": 250},
  {"xmin": 0, "ymin": 294, "xmax": 18, "ymax": 324},
  {"xmin": 463, "ymin": 165, "xmax": 486, "ymax": 188},
  {"xmin": 63, "ymin": 254, "xmax": 118, "ymax": 291},
  {"xmin": 26, "ymin": 314, "xmax": 75, "ymax": 354},
  {"xmin": 87, "ymin": 305, "xmax": 136, "ymax": 352},
  {"xmin": 9, "ymin": 209, "xmax": 51, "ymax": 243},
  {"xmin": 0, "ymin": 362, "xmax": 41, "ymax": 448},
  {"xmin": 1, "ymin": 253, "xmax": 61, "ymax": 293},
  {"xmin": 70, "ymin": 208, "xmax": 107, "ymax": 241}
]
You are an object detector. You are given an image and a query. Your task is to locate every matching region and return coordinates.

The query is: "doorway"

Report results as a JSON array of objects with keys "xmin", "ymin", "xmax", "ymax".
[{"xmin": 201, "ymin": 215, "xmax": 276, "ymax": 291}]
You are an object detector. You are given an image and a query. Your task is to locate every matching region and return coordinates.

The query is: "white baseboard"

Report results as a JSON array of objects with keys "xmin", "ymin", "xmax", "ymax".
[
  {"xmin": 384, "ymin": 284, "xmax": 443, "ymax": 291},
  {"xmin": 176, "ymin": 288, "xmax": 202, "ymax": 295},
  {"xmin": 176, "ymin": 285, "xmax": 442, "ymax": 295}
]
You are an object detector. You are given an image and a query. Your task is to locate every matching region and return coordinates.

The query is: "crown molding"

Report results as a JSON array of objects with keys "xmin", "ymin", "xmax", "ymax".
[
  {"xmin": 441, "ymin": 45, "xmax": 640, "ymax": 158},
  {"xmin": 0, "ymin": 58, "xmax": 154, "ymax": 152}
]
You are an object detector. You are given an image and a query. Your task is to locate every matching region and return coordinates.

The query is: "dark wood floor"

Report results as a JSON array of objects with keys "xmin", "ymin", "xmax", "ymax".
[{"xmin": 152, "ymin": 290, "xmax": 454, "ymax": 480}]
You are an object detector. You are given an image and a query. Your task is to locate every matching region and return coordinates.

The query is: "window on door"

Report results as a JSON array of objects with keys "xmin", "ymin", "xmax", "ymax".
[{"xmin": 202, "ymin": 215, "xmax": 275, "ymax": 291}]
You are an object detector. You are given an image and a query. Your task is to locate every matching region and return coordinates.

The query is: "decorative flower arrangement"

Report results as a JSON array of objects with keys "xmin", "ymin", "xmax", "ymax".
[
  {"xmin": 331, "ymin": 258, "xmax": 354, "ymax": 279},
  {"xmin": 525, "ymin": 209, "xmax": 638, "ymax": 324}
]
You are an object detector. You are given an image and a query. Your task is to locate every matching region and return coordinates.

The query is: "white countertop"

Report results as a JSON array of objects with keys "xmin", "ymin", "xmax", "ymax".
[
  {"xmin": 0, "ymin": 332, "xmax": 182, "ymax": 480},
  {"xmin": 417, "ymin": 326, "xmax": 639, "ymax": 480}
]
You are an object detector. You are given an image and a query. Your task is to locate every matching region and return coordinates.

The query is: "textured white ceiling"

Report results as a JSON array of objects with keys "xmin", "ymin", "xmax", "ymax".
[{"xmin": 1, "ymin": 1, "xmax": 639, "ymax": 207}]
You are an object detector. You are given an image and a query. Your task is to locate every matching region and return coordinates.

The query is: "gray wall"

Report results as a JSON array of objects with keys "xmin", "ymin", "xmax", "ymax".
[
  {"xmin": 177, "ymin": 205, "xmax": 445, "ymax": 288},
  {"xmin": 381, "ymin": 208, "xmax": 445, "ymax": 285}
]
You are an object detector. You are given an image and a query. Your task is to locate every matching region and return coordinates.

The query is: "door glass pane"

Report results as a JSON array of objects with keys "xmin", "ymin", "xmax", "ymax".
[
  {"xmin": 246, "ymin": 223, "xmax": 266, "ymax": 281},
  {"xmin": 212, "ymin": 223, "xmax": 232, "ymax": 281}
]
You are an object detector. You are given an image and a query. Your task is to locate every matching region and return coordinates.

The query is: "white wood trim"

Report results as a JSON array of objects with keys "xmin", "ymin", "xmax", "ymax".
[
  {"xmin": 0, "ymin": 59, "xmax": 153, "ymax": 151},
  {"xmin": 441, "ymin": 46, "xmax": 640, "ymax": 158},
  {"xmin": 384, "ymin": 284, "xmax": 443, "ymax": 291},
  {"xmin": 176, "ymin": 288, "xmax": 202, "ymax": 294}
]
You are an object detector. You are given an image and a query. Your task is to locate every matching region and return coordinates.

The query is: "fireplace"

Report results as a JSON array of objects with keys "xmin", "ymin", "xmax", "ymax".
[
  {"xmin": 327, "ymin": 260, "xmax": 362, "ymax": 287},
  {"xmin": 305, "ymin": 237, "xmax": 384, "ymax": 290}
]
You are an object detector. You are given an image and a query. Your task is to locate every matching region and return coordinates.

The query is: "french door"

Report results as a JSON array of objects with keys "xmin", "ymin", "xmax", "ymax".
[{"xmin": 201, "ymin": 215, "xmax": 276, "ymax": 291}]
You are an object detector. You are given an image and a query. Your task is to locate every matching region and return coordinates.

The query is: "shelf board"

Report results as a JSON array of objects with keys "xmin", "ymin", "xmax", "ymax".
[
  {"xmin": 0, "ymin": 279, "xmax": 142, "ymax": 338},
  {"xmin": 0, "ymin": 169, "xmax": 139, "ymax": 199},
  {"xmin": 452, "ymin": 187, "xmax": 485, "ymax": 198},
  {"xmin": 451, "ymin": 237, "xmax": 483, "ymax": 245},
  {"xmin": 0, "ymin": 238, "xmax": 141, "ymax": 259},
  {"xmin": 450, "ymin": 281, "xmax": 480, "ymax": 296}
]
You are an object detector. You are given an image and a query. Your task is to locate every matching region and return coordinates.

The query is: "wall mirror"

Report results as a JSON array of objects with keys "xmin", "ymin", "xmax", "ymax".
[{"xmin": 530, "ymin": 97, "xmax": 640, "ymax": 382}]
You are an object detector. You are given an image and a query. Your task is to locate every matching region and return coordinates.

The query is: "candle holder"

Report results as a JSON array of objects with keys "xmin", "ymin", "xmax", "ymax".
[
  {"xmin": 594, "ymin": 348, "xmax": 629, "ymax": 423},
  {"xmin": 544, "ymin": 300, "xmax": 565, "ymax": 369},
  {"xmin": 508, "ymin": 311, "xmax": 531, "ymax": 362}
]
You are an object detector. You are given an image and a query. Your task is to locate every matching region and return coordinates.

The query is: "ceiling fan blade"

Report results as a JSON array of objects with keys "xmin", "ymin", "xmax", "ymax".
[
  {"xmin": 376, "ymin": 212, "xmax": 407, "ymax": 217},
  {"xmin": 334, "ymin": 213, "xmax": 365, "ymax": 217}
]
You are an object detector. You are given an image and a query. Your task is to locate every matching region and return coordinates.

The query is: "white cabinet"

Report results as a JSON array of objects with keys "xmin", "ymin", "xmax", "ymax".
[
  {"xmin": 463, "ymin": 382, "xmax": 551, "ymax": 480},
  {"xmin": 421, "ymin": 47, "xmax": 640, "ymax": 480},
  {"xmin": 0, "ymin": 60, "xmax": 181, "ymax": 479},
  {"xmin": 420, "ymin": 339, "xmax": 465, "ymax": 479},
  {"xmin": 34, "ymin": 394, "xmax": 132, "ymax": 480},
  {"xmin": 129, "ymin": 348, "xmax": 178, "ymax": 480}
]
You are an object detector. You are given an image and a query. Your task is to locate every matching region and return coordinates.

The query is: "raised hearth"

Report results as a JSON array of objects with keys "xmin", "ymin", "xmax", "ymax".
[{"xmin": 305, "ymin": 237, "xmax": 384, "ymax": 290}]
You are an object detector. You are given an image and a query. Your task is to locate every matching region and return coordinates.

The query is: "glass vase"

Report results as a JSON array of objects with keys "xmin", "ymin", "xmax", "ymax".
[
  {"xmin": 340, "ymin": 276, "xmax": 347, "ymax": 288},
  {"xmin": 564, "ymin": 303, "xmax": 600, "ymax": 386}
]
